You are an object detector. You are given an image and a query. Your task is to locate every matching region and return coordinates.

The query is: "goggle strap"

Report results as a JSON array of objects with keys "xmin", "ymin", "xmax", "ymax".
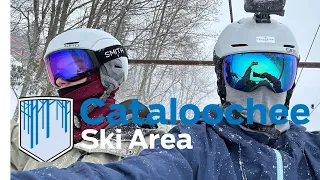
[{"xmin": 94, "ymin": 45, "xmax": 128, "ymax": 65}]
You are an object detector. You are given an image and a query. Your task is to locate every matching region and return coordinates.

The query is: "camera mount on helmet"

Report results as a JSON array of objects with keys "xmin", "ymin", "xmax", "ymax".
[{"xmin": 244, "ymin": 0, "xmax": 286, "ymax": 23}]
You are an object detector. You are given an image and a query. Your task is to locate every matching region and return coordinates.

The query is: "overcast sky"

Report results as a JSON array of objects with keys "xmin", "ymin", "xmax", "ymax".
[{"xmin": 213, "ymin": 0, "xmax": 320, "ymax": 131}]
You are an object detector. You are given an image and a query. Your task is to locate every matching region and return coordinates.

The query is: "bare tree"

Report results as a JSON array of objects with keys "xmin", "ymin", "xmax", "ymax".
[
  {"xmin": 117, "ymin": 0, "xmax": 221, "ymax": 110},
  {"xmin": 11, "ymin": 0, "xmax": 222, "ymax": 121}
]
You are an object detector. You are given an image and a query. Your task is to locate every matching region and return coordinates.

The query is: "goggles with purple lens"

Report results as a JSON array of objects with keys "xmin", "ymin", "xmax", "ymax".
[
  {"xmin": 45, "ymin": 45, "xmax": 127, "ymax": 87},
  {"xmin": 223, "ymin": 52, "xmax": 298, "ymax": 93}
]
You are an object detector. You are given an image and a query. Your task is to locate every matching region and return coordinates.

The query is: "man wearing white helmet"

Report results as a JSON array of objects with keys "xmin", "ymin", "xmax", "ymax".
[
  {"xmin": 10, "ymin": 28, "xmax": 169, "ymax": 172},
  {"xmin": 12, "ymin": 10, "xmax": 320, "ymax": 180}
]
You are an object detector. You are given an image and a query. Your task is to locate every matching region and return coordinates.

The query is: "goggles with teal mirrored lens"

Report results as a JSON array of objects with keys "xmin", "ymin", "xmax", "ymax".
[{"xmin": 223, "ymin": 53, "xmax": 297, "ymax": 93}]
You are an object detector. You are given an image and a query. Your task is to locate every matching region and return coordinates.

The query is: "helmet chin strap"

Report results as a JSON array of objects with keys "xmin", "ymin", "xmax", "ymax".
[{"xmin": 224, "ymin": 86, "xmax": 290, "ymax": 139}]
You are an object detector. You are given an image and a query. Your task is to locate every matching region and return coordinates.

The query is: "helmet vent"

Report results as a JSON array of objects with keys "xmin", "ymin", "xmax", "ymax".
[
  {"xmin": 284, "ymin": 45, "xmax": 295, "ymax": 48},
  {"xmin": 231, "ymin": 44, "xmax": 248, "ymax": 47}
]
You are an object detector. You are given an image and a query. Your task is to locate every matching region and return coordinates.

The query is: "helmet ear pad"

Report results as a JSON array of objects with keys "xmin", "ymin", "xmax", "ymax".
[{"xmin": 99, "ymin": 57, "xmax": 126, "ymax": 96}]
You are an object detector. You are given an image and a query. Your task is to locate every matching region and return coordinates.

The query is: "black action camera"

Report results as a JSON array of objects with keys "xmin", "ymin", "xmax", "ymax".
[
  {"xmin": 244, "ymin": 0, "xmax": 286, "ymax": 23},
  {"xmin": 244, "ymin": 0, "xmax": 286, "ymax": 16}
]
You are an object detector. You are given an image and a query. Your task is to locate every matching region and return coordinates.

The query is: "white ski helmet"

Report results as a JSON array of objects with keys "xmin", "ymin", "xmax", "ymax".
[
  {"xmin": 213, "ymin": 17, "xmax": 300, "ymax": 108},
  {"xmin": 44, "ymin": 28, "xmax": 128, "ymax": 95}
]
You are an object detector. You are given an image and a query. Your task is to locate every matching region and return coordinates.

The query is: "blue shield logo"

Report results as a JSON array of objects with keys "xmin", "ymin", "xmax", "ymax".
[{"xmin": 19, "ymin": 97, "xmax": 74, "ymax": 162}]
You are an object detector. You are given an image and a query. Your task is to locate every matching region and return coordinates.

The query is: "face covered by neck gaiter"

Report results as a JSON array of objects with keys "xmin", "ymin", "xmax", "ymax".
[
  {"xmin": 58, "ymin": 71, "xmax": 118, "ymax": 141},
  {"xmin": 225, "ymin": 85, "xmax": 290, "ymax": 136}
]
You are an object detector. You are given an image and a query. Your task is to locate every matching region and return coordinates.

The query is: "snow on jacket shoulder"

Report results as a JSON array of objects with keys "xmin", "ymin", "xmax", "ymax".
[{"xmin": 11, "ymin": 121, "xmax": 320, "ymax": 180}]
